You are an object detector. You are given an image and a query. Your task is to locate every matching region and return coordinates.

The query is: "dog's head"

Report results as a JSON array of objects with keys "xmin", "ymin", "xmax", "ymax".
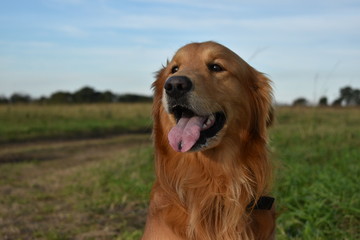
[{"xmin": 152, "ymin": 41, "xmax": 272, "ymax": 153}]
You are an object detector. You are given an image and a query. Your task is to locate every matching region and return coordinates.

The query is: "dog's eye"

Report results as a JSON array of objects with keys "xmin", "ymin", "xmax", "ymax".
[
  {"xmin": 171, "ymin": 66, "xmax": 179, "ymax": 74},
  {"xmin": 208, "ymin": 64, "xmax": 224, "ymax": 72}
]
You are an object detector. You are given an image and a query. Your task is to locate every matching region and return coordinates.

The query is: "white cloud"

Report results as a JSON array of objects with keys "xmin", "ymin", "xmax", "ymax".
[{"xmin": 56, "ymin": 25, "xmax": 88, "ymax": 38}]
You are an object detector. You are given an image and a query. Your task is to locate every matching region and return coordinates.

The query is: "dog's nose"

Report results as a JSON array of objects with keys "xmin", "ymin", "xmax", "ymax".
[{"xmin": 164, "ymin": 76, "xmax": 193, "ymax": 98}]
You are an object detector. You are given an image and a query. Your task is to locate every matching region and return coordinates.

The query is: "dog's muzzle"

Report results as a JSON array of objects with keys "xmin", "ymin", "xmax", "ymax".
[{"xmin": 163, "ymin": 76, "xmax": 226, "ymax": 153}]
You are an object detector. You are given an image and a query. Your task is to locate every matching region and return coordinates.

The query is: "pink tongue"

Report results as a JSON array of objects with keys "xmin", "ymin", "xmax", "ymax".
[{"xmin": 168, "ymin": 116, "xmax": 206, "ymax": 152}]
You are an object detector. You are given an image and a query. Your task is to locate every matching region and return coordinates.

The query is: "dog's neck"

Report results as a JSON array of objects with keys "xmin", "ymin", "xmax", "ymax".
[{"xmin": 152, "ymin": 133, "xmax": 270, "ymax": 240}]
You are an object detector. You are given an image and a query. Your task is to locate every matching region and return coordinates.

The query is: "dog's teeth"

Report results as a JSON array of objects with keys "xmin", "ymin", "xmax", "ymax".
[{"xmin": 203, "ymin": 115, "xmax": 215, "ymax": 129}]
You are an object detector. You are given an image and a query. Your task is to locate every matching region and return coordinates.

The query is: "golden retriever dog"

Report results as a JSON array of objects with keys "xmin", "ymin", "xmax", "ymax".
[{"xmin": 142, "ymin": 41, "xmax": 275, "ymax": 240}]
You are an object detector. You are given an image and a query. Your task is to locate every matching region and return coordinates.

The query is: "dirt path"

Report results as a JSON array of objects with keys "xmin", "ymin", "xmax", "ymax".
[
  {"xmin": 0, "ymin": 134, "xmax": 152, "ymax": 162},
  {"xmin": 0, "ymin": 134, "xmax": 152, "ymax": 240}
]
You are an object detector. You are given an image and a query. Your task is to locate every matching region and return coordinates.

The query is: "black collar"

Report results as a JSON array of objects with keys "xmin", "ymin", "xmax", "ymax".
[{"xmin": 248, "ymin": 196, "xmax": 275, "ymax": 210}]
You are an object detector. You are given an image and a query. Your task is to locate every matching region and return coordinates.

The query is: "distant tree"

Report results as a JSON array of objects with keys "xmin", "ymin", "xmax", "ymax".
[
  {"xmin": 101, "ymin": 91, "xmax": 116, "ymax": 102},
  {"xmin": 318, "ymin": 96, "xmax": 328, "ymax": 106},
  {"xmin": 340, "ymin": 86, "xmax": 353, "ymax": 105},
  {"xmin": 35, "ymin": 96, "xmax": 49, "ymax": 104},
  {"xmin": 0, "ymin": 95, "xmax": 9, "ymax": 104},
  {"xmin": 353, "ymin": 89, "xmax": 360, "ymax": 105},
  {"xmin": 73, "ymin": 86, "xmax": 100, "ymax": 103},
  {"xmin": 2, "ymin": 86, "xmax": 154, "ymax": 104},
  {"xmin": 332, "ymin": 98, "xmax": 343, "ymax": 106},
  {"xmin": 10, "ymin": 93, "xmax": 31, "ymax": 103},
  {"xmin": 49, "ymin": 91, "xmax": 73, "ymax": 104},
  {"xmin": 117, "ymin": 94, "xmax": 153, "ymax": 103},
  {"xmin": 338, "ymin": 86, "xmax": 360, "ymax": 106},
  {"xmin": 293, "ymin": 97, "xmax": 308, "ymax": 106}
]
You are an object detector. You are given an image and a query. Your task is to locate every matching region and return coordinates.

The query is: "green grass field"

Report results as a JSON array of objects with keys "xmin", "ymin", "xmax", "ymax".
[
  {"xmin": 272, "ymin": 107, "xmax": 359, "ymax": 239},
  {"xmin": 0, "ymin": 104, "xmax": 359, "ymax": 239},
  {"xmin": 0, "ymin": 103, "xmax": 152, "ymax": 143}
]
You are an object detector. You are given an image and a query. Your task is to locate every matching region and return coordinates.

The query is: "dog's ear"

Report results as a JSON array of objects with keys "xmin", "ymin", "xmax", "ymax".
[
  {"xmin": 152, "ymin": 66, "xmax": 167, "ymax": 95},
  {"xmin": 152, "ymin": 59, "xmax": 169, "ymax": 91},
  {"xmin": 258, "ymin": 74, "xmax": 274, "ymax": 129},
  {"xmin": 250, "ymin": 71, "xmax": 273, "ymax": 134},
  {"xmin": 258, "ymin": 73, "xmax": 273, "ymax": 129}
]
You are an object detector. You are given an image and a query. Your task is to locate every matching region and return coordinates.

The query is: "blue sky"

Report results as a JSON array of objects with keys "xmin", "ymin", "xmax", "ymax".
[{"xmin": 1, "ymin": 0, "xmax": 359, "ymax": 103}]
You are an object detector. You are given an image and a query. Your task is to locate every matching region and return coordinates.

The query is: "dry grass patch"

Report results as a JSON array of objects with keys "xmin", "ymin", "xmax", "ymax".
[{"xmin": 0, "ymin": 134, "xmax": 152, "ymax": 240}]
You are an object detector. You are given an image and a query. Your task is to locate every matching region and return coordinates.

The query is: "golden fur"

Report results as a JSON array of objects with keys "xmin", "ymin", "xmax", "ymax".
[{"xmin": 142, "ymin": 41, "xmax": 275, "ymax": 240}]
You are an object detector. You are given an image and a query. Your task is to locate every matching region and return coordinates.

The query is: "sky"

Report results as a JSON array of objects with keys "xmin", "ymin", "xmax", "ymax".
[{"xmin": 1, "ymin": 0, "xmax": 360, "ymax": 104}]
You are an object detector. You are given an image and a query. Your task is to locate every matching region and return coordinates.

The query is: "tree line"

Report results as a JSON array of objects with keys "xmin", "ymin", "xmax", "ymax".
[
  {"xmin": 1, "ymin": 85, "xmax": 359, "ymax": 106},
  {"xmin": 293, "ymin": 86, "xmax": 360, "ymax": 107},
  {"xmin": 0, "ymin": 86, "xmax": 153, "ymax": 104}
]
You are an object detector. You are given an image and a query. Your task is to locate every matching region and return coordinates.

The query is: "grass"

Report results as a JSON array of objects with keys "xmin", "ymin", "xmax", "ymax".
[
  {"xmin": 0, "ymin": 103, "xmax": 152, "ymax": 143},
  {"xmin": 0, "ymin": 104, "xmax": 359, "ymax": 239},
  {"xmin": 272, "ymin": 107, "xmax": 360, "ymax": 240},
  {"xmin": 0, "ymin": 134, "xmax": 153, "ymax": 240}
]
